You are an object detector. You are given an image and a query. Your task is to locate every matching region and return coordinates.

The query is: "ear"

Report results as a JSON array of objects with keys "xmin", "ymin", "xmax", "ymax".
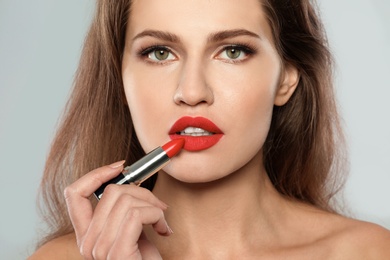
[{"xmin": 274, "ymin": 64, "xmax": 300, "ymax": 106}]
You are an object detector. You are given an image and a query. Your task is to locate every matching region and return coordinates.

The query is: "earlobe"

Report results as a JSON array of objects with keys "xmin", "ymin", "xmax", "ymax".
[{"xmin": 274, "ymin": 65, "xmax": 300, "ymax": 106}]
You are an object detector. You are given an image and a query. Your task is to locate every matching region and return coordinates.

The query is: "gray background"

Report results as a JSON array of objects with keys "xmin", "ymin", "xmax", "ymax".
[{"xmin": 0, "ymin": 0, "xmax": 389, "ymax": 259}]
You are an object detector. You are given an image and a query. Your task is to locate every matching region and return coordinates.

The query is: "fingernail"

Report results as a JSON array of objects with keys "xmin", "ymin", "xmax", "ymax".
[
  {"xmin": 159, "ymin": 200, "xmax": 169, "ymax": 210},
  {"xmin": 166, "ymin": 223, "xmax": 174, "ymax": 235},
  {"xmin": 109, "ymin": 160, "xmax": 126, "ymax": 169}
]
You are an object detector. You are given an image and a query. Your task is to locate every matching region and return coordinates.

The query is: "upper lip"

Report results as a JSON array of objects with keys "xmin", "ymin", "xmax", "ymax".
[{"xmin": 169, "ymin": 116, "xmax": 223, "ymax": 135}]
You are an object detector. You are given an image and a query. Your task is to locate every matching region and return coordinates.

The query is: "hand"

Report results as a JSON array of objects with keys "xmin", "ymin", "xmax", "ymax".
[{"xmin": 64, "ymin": 160, "xmax": 172, "ymax": 260}]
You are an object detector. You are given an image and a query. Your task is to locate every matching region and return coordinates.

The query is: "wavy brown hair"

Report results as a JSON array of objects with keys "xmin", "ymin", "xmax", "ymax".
[
  {"xmin": 261, "ymin": 1, "xmax": 347, "ymax": 212},
  {"xmin": 37, "ymin": 0, "xmax": 347, "ymax": 246}
]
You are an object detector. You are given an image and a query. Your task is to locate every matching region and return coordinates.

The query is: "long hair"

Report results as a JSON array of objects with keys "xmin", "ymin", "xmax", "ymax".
[
  {"xmin": 37, "ymin": 0, "xmax": 144, "ymax": 246},
  {"xmin": 37, "ymin": 0, "xmax": 347, "ymax": 246},
  {"xmin": 261, "ymin": 0, "xmax": 347, "ymax": 212}
]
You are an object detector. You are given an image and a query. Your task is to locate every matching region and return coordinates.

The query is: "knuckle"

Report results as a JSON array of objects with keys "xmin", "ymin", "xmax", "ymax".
[
  {"xmin": 117, "ymin": 193, "xmax": 134, "ymax": 205},
  {"xmin": 63, "ymin": 185, "xmax": 76, "ymax": 200},
  {"xmin": 108, "ymin": 244, "xmax": 139, "ymax": 260},
  {"xmin": 158, "ymin": 209, "xmax": 165, "ymax": 218},
  {"xmin": 124, "ymin": 185, "xmax": 158, "ymax": 204},
  {"xmin": 134, "ymin": 186, "xmax": 157, "ymax": 202},
  {"xmin": 92, "ymin": 245, "xmax": 106, "ymax": 260},
  {"xmin": 126, "ymin": 208, "xmax": 141, "ymax": 220},
  {"xmin": 103, "ymin": 183, "xmax": 120, "ymax": 196},
  {"xmin": 143, "ymin": 189, "xmax": 163, "ymax": 206},
  {"xmin": 139, "ymin": 186, "xmax": 154, "ymax": 197},
  {"xmin": 127, "ymin": 183, "xmax": 146, "ymax": 194},
  {"xmin": 79, "ymin": 241, "xmax": 93, "ymax": 260},
  {"xmin": 107, "ymin": 250, "xmax": 120, "ymax": 260}
]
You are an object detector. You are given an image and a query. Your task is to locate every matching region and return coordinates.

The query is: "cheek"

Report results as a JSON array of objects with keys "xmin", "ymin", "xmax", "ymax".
[
  {"xmin": 216, "ymin": 59, "xmax": 281, "ymax": 155},
  {"xmin": 215, "ymin": 59, "xmax": 280, "ymax": 128},
  {"xmin": 226, "ymin": 81, "xmax": 276, "ymax": 160},
  {"xmin": 122, "ymin": 67, "xmax": 174, "ymax": 151}
]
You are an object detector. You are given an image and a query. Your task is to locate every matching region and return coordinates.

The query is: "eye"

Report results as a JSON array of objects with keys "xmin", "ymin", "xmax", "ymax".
[
  {"xmin": 215, "ymin": 45, "xmax": 255, "ymax": 62},
  {"xmin": 150, "ymin": 49, "xmax": 174, "ymax": 61},
  {"xmin": 225, "ymin": 47, "xmax": 243, "ymax": 59},
  {"xmin": 139, "ymin": 46, "xmax": 176, "ymax": 62}
]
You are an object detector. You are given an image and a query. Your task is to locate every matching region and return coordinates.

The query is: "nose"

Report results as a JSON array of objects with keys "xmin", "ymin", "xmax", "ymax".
[{"xmin": 173, "ymin": 59, "xmax": 214, "ymax": 106}]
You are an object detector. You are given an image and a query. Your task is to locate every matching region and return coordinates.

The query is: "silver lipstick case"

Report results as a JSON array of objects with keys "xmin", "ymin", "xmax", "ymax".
[{"xmin": 94, "ymin": 147, "xmax": 169, "ymax": 200}]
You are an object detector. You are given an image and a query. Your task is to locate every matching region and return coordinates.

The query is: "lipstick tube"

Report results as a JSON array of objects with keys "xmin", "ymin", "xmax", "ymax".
[{"xmin": 94, "ymin": 139, "xmax": 184, "ymax": 200}]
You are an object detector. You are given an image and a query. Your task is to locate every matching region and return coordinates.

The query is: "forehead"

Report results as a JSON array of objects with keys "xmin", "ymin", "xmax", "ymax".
[{"xmin": 128, "ymin": 0, "xmax": 272, "ymax": 41}]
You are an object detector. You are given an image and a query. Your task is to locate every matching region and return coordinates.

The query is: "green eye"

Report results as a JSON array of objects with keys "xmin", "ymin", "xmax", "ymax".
[
  {"xmin": 225, "ymin": 48, "xmax": 242, "ymax": 59},
  {"xmin": 215, "ymin": 44, "xmax": 255, "ymax": 62},
  {"xmin": 142, "ymin": 46, "xmax": 176, "ymax": 62},
  {"xmin": 154, "ymin": 49, "xmax": 170, "ymax": 60}
]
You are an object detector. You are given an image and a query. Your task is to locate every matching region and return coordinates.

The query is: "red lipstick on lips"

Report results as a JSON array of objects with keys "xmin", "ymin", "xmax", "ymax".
[{"xmin": 169, "ymin": 116, "xmax": 224, "ymax": 151}]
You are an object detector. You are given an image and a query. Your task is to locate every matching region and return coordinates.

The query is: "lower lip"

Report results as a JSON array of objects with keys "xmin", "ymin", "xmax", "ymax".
[{"xmin": 169, "ymin": 134, "xmax": 223, "ymax": 151}]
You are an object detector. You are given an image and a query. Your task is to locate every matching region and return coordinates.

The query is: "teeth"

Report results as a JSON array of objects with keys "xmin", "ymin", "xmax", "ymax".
[{"xmin": 179, "ymin": 127, "xmax": 213, "ymax": 136}]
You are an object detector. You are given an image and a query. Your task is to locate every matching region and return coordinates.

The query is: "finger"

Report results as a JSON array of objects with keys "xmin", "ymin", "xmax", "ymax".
[
  {"xmin": 85, "ymin": 184, "xmax": 168, "ymax": 246},
  {"xmin": 90, "ymin": 196, "xmax": 159, "ymax": 259},
  {"xmin": 64, "ymin": 161, "xmax": 125, "ymax": 242},
  {"xmin": 99, "ymin": 184, "xmax": 168, "ymax": 212},
  {"xmin": 107, "ymin": 207, "xmax": 171, "ymax": 259},
  {"xmin": 138, "ymin": 233, "xmax": 163, "ymax": 260},
  {"xmin": 80, "ymin": 182, "xmax": 168, "ymax": 258}
]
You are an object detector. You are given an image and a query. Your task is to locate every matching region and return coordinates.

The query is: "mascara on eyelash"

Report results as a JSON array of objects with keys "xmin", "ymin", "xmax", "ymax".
[
  {"xmin": 222, "ymin": 43, "xmax": 257, "ymax": 54},
  {"xmin": 136, "ymin": 43, "xmax": 257, "ymax": 64},
  {"xmin": 138, "ymin": 45, "xmax": 171, "ymax": 56}
]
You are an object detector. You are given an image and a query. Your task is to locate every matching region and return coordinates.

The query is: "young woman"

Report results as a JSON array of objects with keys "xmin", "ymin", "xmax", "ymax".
[{"xmin": 30, "ymin": 0, "xmax": 390, "ymax": 259}]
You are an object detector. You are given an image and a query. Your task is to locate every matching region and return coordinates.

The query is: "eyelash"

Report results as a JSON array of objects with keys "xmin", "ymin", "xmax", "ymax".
[
  {"xmin": 218, "ymin": 43, "xmax": 257, "ymax": 63},
  {"xmin": 139, "ymin": 45, "xmax": 171, "ymax": 56},
  {"xmin": 137, "ymin": 43, "xmax": 257, "ymax": 64},
  {"xmin": 137, "ymin": 45, "xmax": 175, "ymax": 64}
]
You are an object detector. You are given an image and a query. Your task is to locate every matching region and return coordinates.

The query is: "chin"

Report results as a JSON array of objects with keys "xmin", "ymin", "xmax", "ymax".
[
  {"xmin": 162, "ymin": 162, "xmax": 231, "ymax": 184},
  {"xmin": 169, "ymin": 175, "xmax": 219, "ymax": 184}
]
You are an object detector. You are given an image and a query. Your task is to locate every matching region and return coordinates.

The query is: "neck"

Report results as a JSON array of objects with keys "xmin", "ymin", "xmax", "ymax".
[{"xmin": 145, "ymin": 152, "xmax": 295, "ymax": 258}]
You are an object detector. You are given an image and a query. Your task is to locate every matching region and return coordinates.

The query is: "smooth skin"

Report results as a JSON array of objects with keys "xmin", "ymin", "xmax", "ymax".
[{"xmin": 30, "ymin": 0, "xmax": 390, "ymax": 259}]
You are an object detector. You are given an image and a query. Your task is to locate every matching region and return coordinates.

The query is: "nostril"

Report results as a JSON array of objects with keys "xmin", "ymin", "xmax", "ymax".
[
  {"xmin": 174, "ymin": 89, "xmax": 213, "ymax": 106},
  {"xmin": 173, "ymin": 77, "xmax": 214, "ymax": 106}
]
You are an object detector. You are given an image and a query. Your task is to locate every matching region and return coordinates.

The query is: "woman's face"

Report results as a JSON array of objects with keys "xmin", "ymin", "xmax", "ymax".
[{"xmin": 122, "ymin": 0, "xmax": 298, "ymax": 183}]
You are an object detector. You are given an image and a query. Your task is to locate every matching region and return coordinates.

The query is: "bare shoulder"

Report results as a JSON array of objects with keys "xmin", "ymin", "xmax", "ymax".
[
  {"xmin": 326, "ymin": 216, "xmax": 390, "ymax": 259},
  {"xmin": 28, "ymin": 233, "xmax": 82, "ymax": 260}
]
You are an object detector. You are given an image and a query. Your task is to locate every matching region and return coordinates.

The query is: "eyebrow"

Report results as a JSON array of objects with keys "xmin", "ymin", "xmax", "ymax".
[
  {"xmin": 208, "ymin": 29, "xmax": 261, "ymax": 42},
  {"xmin": 132, "ymin": 29, "xmax": 260, "ymax": 43},
  {"xmin": 132, "ymin": 30, "xmax": 180, "ymax": 42}
]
